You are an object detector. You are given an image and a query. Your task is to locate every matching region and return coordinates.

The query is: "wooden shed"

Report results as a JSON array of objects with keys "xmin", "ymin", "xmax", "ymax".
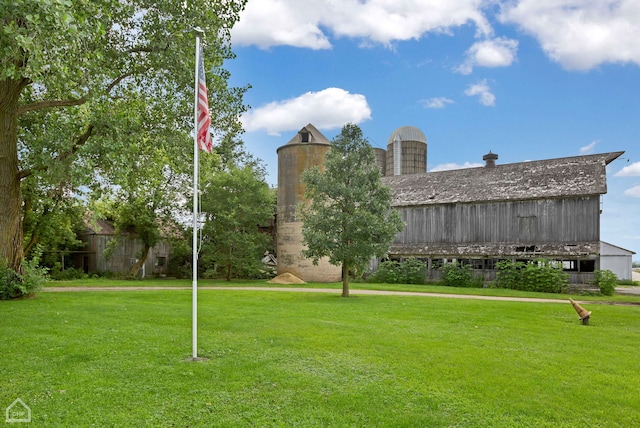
[
  {"xmin": 73, "ymin": 219, "xmax": 172, "ymax": 277},
  {"xmin": 382, "ymin": 151, "xmax": 625, "ymax": 284}
]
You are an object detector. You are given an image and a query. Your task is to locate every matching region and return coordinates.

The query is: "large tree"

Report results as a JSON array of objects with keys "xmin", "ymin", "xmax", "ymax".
[
  {"xmin": 1, "ymin": 0, "xmax": 247, "ymax": 273},
  {"xmin": 201, "ymin": 144, "xmax": 274, "ymax": 281},
  {"xmin": 299, "ymin": 123, "xmax": 404, "ymax": 297}
]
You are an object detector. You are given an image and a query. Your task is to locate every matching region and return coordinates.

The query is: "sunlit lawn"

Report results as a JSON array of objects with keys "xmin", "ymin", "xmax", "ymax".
[{"xmin": 2, "ymin": 289, "xmax": 639, "ymax": 426}]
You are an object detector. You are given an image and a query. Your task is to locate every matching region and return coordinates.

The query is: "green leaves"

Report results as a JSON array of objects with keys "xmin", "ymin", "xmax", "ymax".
[
  {"xmin": 299, "ymin": 123, "xmax": 405, "ymax": 291},
  {"xmin": 201, "ymin": 156, "xmax": 274, "ymax": 281},
  {"xmin": 2, "ymin": 0, "xmax": 249, "ymax": 272}
]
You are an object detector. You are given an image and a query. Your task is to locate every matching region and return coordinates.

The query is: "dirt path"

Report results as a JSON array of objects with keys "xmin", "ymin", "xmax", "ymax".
[{"xmin": 41, "ymin": 285, "xmax": 635, "ymax": 305}]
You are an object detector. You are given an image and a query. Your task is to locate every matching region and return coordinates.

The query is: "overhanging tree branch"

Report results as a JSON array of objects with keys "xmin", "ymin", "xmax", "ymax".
[
  {"xmin": 17, "ymin": 96, "xmax": 88, "ymax": 115},
  {"xmin": 18, "ymin": 124, "xmax": 95, "ymax": 180}
]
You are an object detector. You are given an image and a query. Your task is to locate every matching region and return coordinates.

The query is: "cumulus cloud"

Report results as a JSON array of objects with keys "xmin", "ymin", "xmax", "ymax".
[
  {"xmin": 430, "ymin": 162, "xmax": 483, "ymax": 172},
  {"xmin": 464, "ymin": 79, "xmax": 495, "ymax": 106},
  {"xmin": 580, "ymin": 141, "xmax": 598, "ymax": 154},
  {"xmin": 421, "ymin": 97, "xmax": 454, "ymax": 109},
  {"xmin": 456, "ymin": 37, "xmax": 519, "ymax": 74},
  {"xmin": 233, "ymin": 0, "xmax": 492, "ymax": 49},
  {"xmin": 241, "ymin": 88, "xmax": 371, "ymax": 136},
  {"xmin": 616, "ymin": 162, "xmax": 640, "ymax": 176},
  {"xmin": 231, "ymin": 1, "xmax": 331, "ymax": 49},
  {"xmin": 623, "ymin": 185, "xmax": 640, "ymax": 198},
  {"xmin": 500, "ymin": 0, "xmax": 640, "ymax": 70}
]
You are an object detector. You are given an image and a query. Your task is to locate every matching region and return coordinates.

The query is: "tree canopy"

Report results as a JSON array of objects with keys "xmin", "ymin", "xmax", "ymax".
[
  {"xmin": 1, "ymin": 0, "xmax": 248, "ymax": 273},
  {"xmin": 201, "ymin": 139, "xmax": 274, "ymax": 281},
  {"xmin": 299, "ymin": 123, "xmax": 404, "ymax": 297}
]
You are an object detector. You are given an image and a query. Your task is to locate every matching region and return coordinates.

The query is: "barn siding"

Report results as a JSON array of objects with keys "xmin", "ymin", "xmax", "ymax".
[{"xmin": 394, "ymin": 196, "xmax": 599, "ymax": 246}]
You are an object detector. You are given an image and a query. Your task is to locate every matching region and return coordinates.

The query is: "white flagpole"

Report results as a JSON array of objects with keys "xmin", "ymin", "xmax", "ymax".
[{"xmin": 192, "ymin": 29, "xmax": 203, "ymax": 360}]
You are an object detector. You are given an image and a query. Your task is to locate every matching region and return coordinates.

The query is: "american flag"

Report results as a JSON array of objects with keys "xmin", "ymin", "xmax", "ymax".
[{"xmin": 196, "ymin": 52, "xmax": 212, "ymax": 153}]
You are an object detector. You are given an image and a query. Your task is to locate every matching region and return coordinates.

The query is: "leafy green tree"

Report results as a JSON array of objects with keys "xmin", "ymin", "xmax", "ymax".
[
  {"xmin": 1, "ymin": 0, "xmax": 247, "ymax": 273},
  {"xmin": 201, "ymin": 161, "xmax": 274, "ymax": 281},
  {"xmin": 299, "ymin": 123, "xmax": 404, "ymax": 297},
  {"xmin": 89, "ymin": 108, "xmax": 195, "ymax": 277}
]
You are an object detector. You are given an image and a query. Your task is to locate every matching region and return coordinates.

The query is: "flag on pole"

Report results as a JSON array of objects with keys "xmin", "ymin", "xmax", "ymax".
[
  {"xmin": 192, "ymin": 30, "xmax": 206, "ymax": 361},
  {"xmin": 196, "ymin": 51, "xmax": 213, "ymax": 153}
]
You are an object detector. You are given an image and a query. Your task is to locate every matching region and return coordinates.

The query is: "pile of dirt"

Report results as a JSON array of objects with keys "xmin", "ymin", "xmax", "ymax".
[{"xmin": 268, "ymin": 272, "xmax": 306, "ymax": 284}]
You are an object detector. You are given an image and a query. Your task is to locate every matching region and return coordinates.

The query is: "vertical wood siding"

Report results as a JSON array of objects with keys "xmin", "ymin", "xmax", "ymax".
[{"xmin": 395, "ymin": 196, "xmax": 599, "ymax": 245}]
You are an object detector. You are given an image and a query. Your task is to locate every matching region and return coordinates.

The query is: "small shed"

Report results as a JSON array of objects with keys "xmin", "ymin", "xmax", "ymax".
[{"xmin": 600, "ymin": 241, "xmax": 635, "ymax": 280}]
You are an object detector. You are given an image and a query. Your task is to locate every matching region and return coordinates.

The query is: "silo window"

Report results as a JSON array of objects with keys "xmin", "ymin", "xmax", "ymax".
[{"xmin": 301, "ymin": 132, "xmax": 310, "ymax": 143}]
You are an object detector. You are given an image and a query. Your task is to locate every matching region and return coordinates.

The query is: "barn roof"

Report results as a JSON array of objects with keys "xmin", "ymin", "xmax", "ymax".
[
  {"xmin": 84, "ymin": 218, "xmax": 117, "ymax": 235},
  {"xmin": 383, "ymin": 151, "xmax": 624, "ymax": 207}
]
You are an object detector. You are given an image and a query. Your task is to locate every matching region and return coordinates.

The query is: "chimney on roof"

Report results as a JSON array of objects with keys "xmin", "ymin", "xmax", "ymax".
[{"xmin": 483, "ymin": 151, "xmax": 498, "ymax": 168}]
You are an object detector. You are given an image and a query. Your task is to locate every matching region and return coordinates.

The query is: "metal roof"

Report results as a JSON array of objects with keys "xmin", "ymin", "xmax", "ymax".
[
  {"xmin": 387, "ymin": 126, "xmax": 427, "ymax": 145},
  {"xmin": 383, "ymin": 151, "xmax": 624, "ymax": 206}
]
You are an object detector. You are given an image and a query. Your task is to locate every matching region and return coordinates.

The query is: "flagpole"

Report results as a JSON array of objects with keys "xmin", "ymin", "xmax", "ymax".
[{"xmin": 192, "ymin": 29, "xmax": 203, "ymax": 360}]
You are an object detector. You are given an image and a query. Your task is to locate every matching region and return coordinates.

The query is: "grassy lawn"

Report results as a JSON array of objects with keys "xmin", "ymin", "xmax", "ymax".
[{"xmin": 2, "ymin": 290, "xmax": 639, "ymax": 426}]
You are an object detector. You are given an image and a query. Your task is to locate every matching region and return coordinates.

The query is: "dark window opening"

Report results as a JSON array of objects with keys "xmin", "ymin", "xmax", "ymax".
[
  {"xmin": 484, "ymin": 259, "xmax": 498, "ymax": 270},
  {"xmin": 300, "ymin": 132, "xmax": 310, "ymax": 143},
  {"xmin": 515, "ymin": 245, "xmax": 537, "ymax": 253},
  {"xmin": 579, "ymin": 260, "xmax": 595, "ymax": 272}
]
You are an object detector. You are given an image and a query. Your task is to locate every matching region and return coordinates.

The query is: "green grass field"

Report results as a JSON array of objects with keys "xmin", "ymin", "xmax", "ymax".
[{"xmin": 2, "ymin": 288, "xmax": 639, "ymax": 426}]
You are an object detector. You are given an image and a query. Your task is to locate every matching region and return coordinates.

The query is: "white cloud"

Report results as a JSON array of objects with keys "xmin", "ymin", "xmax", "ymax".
[
  {"xmin": 464, "ymin": 79, "xmax": 495, "ymax": 106},
  {"xmin": 623, "ymin": 185, "xmax": 640, "ymax": 198},
  {"xmin": 616, "ymin": 162, "xmax": 640, "ymax": 177},
  {"xmin": 241, "ymin": 88, "xmax": 371, "ymax": 136},
  {"xmin": 500, "ymin": 1, "xmax": 640, "ymax": 70},
  {"xmin": 456, "ymin": 37, "xmax": 519, "ymax": 74},
  {"xmin": 232, "ymin": 0, "xmax": 492, "ymax": 49},
  {"xmin": 430, "ymin": 161, "xmax": 483, "ymax": 172},
  {"xmin": 421, "ymin": 97, "xmax": 454, "ymax": 109},
  {"xmin": 231, "ymin": 1, "xmax": 331, "ymax": 49},
  {"xmin": 580, "ymin": 141, "xmax": 598, "ymax": 154}
]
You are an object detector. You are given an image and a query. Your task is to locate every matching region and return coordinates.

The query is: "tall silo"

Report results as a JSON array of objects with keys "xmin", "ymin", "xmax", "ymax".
[
  {"xmin": 276, "ymin": 124, "xmax": 342, "ymax": 282},
  {"xmin": 385, "ymin": 126, "xmax": 427, "ymax": 176},
  {"xmin": 373, "ymin": 148, "xmax": 387, "ymax": 176}
]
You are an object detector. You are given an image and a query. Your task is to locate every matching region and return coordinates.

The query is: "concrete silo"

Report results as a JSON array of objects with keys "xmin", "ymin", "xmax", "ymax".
[
  {"xmin": 385, "ymin": 126, "xmax": 427, "ymax": 176},
  {"xmin": 276, "ymin": 124, "xmax": 342, "ymax": 282},
  {"xmin": 373, "ymin": 147, "xmax": 387, "ymax": 176}
]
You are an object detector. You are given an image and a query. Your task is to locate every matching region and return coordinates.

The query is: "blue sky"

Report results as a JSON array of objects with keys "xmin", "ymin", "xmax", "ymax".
[{"xmin": 223, "ymin": 0, "xmax": 640, "ymax": 259}]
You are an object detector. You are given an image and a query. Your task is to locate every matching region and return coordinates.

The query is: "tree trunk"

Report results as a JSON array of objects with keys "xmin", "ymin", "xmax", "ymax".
[
  {"xmin": 342, "ymin": 262, "xmax": 350, "ymax": 297},
  {"xmin": 128, "ymin": 243, "xmax": 151, "ymax": 277},
  {"xmin": 0, "ymin": 78, "xmax": 28, "ymax": 273}
]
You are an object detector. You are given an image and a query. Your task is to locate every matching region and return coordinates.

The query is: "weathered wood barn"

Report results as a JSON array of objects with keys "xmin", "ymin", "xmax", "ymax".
[
  {"xmin": 70, "ymin": 218, "xmax": 172, "ymax": 277},
  {"xmin": 382, "ymin": 150, "xmax": 627, "ymax": 283},
  {"xmin": 276, "ymin": 124, "xmax": 633, "ymax": 283}
]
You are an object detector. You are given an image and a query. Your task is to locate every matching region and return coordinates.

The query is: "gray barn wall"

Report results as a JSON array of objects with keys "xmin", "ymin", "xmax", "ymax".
[
  {"xmin": 86, "ymin": 234, "xmax": 171, "ymax": 276},
  {"xmin": 394, "ymin": 196, "xmax": 600, "ymax": 247}
]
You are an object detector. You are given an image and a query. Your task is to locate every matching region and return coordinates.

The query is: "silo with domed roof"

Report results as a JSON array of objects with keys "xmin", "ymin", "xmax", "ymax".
[{"xmin": 385, "ymin": 126, "xmax": 427, "ymax": 176}]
